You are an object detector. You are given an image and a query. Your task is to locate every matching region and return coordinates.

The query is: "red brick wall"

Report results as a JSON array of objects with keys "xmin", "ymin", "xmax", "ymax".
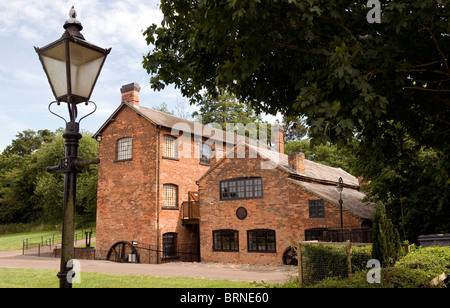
[
  {"xmin": 96, "ymin": 106, "xmax": 159, "ymax": 260},
  {"xmin": 198, "ymin": 147, "xmax": 364, "ymax": 266},
  {"xmin": 158, "ymin": 126, "xmax": 210, "ymax": 259}
]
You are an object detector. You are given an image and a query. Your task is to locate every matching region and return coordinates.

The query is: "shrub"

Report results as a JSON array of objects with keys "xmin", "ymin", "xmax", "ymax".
[
  {"xmin": 301, "ymin": 244, "xmax": 348, "ymax": 285},
  {"xmin": 303, "ymin": 246, "xmax": 450, "ymax": 288},
  {"xmin": 371, "ymin": 203, "xmax": 403, "ymax": 266},
  {"xmin": 351, "ymin": 245, "xmax": 372, "ymax": 272}
]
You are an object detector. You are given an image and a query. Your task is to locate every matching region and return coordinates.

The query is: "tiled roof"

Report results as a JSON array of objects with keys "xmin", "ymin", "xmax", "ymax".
[{"xmin": 288, "ymin": 179, "xmax": 375, "ymax": 219}]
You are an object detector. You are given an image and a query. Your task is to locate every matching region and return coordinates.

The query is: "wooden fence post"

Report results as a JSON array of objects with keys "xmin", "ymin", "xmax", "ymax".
[{"xmin": 346, "ymin": 241, "xmax": 352, "ymax": 278}]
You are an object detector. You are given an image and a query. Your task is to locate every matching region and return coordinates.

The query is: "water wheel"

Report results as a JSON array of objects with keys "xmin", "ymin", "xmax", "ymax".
[
  {"xmin": 282, "ymin": 246, "xmax": 298, "ymax": 266},
  {"xmin": 106, "ymin": 241, "xmax": 140, "ymax": 263}
]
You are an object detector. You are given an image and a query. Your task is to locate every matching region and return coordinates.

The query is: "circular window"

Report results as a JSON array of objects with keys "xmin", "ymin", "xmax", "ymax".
[{"xmin": 236, "ymin": 207, "xmax": 247, "ymax": 220}]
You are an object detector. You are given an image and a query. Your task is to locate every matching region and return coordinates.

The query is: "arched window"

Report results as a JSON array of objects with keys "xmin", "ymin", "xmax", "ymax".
[
  {"xmin": 163, "ymin": 184, "xmax": 178, "ymax": 208},
  {"xmin": 116, "ymin": 137, "xmax": 132, "ymax": 161},
  {"xmin": 162, "ymin": 232, "xmax": 178, "ymax": 258},
  {"xmin": 213, "ymin": 229, "xmax": 239, "ymax": 251},
  {"xmin": 247, "ymin": 229, "xmax": 276, "ymax": 252}
]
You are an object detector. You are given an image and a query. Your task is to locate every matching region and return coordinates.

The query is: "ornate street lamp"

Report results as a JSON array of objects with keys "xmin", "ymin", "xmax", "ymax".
[
  {"xmin": 35, "ymin": 7, "xmax": 110, "ymax": 288},
  {"xmin": 336, "ymin": 177, "xmax": 344, "ymax": 241}
]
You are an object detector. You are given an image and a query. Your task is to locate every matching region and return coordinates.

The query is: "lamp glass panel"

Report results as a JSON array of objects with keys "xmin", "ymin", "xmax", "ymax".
[
  {"xmin": 68, "ymin": 41, "xmax": 105, "ymax": 100},
  {"xmin": 40, "ymin": 42, "xmax": 67, "ymax": 99}
]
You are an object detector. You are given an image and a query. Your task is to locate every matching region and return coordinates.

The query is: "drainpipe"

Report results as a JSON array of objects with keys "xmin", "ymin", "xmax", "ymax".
[{"xmin": 156, "ymin": 125, "xmax": 161, "ymax": 264}]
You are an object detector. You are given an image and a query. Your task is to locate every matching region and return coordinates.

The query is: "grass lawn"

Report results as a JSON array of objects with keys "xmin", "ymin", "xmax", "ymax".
[
  {"xmin": 0, "ymin": 268, "xmax": 262, "ymax": 288},
  {"xmin": 0, "ymin": 228, "xmax": 95, "ymax": 251},
  {"xmin": 0, "ymin": 231, "xmax": 58, "ymax": 251}
]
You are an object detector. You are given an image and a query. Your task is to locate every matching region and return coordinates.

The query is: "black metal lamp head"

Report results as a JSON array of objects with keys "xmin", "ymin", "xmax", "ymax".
[
  {"xmin": 337, "ymin": 177, "xmax": 344, "ymax": 192},
  {"xmin": 35, "ymin": 6, "xmax": 111, "ymax": 105}
]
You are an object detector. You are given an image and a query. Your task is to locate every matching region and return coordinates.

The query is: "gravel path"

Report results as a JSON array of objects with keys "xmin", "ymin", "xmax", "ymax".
[{"xmin": 0, "ymin": 249, "xmax": 297, "ymax": 284}]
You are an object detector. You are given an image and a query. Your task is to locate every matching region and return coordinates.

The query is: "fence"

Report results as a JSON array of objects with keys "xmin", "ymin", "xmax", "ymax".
[
  {"xmin": 22, "ymin": 229, "xmax": 95, "ymax": 257},
  {"xmin": 297, "ymin": 241, "xmax": 372, "ymax": 286},
  {"xmin": 304, "ymin": 227, "xmax": 372, "ymax": 243}
]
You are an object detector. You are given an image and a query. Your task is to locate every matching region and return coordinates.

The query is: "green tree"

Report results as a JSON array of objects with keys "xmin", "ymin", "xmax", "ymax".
[
  {"xmin": 0, "ymin": 129, "xmax": 98, "ymax": 225},
  {"xmin": 372, "ymin": 203, "xmax": 402, "ymax": 267},
  {"xmin": 0, "ymin": 129, "xmax": 54, "ymax": 223},
  {"xmin": 0, "ymin": 153, "xmax": 40, "ymax": 223},
  {"xmin": 33, "ymin": 130, "xmax": 99, "ymax": 224},
  {"xmin": 280, "ymin": 115, "xmax": 309, "ymax": 143},
  {"xmin": 358, "ymin": 128, "xmax": 450, "ymax": 243},
  {"xmin": 153, "ymin": 102, "xmax": 175, "ymax": 115},
  {"xmin": 2, "ymin": 129, "xmax": 54, "ymax": 156},
  {"xmin": 143, "ymin": 0, "xmax": 449, "ymax": 151},
  {"xmin": 285, "ymin": 138, "xmax": 358, "ymax": 175},
  {"xmin": 192, "ymin": 92, "xmax": 272, "ymax": 143}
]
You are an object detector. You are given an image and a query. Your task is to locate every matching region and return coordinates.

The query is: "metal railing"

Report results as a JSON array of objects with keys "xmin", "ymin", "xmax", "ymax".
[
  {"xmin": 22, "ymin": 228, "xmax": 95, "ymax": 257},
  {"xmin": 304, "ymin": 227, "xmax": 372, "ymax": 243}
]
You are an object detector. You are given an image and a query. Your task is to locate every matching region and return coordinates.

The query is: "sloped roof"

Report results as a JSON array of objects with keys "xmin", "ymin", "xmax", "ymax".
[
  {"xmin": 94, "ymin": 102, "xmax": 240, "ymax": 144},
  {"xmin": 247, "ymin": 142, "xmax": 359, "ymax": 187},
  {"xmin": 288, "ymin": 179, "xmax": 375, "ymax": 219},
  {"xmin": 199, "ymin": 141, "xmax": 375, "ymax": 220}
]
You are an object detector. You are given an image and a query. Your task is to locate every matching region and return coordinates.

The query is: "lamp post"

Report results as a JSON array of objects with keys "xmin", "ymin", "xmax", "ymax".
[
  {"xmin": 35, "ymin": 7, "xmax": 110, "ymax": 288},
  {"xmin": 337, "ymin": 177, "xmax": 344, "ymax": 241}
]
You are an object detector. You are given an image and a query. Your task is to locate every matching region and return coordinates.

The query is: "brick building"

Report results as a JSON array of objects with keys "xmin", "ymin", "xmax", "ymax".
[
  {"xmin": 94, "ymin": 83, "xmax": 239, "ymax": 263},
  {"xmin": 94, "ymin": 83, "xmax": 375, "ymax": 265},
  {"xmin": 197, "ymin": 142, "xmax": 375, "ymax": 265}
]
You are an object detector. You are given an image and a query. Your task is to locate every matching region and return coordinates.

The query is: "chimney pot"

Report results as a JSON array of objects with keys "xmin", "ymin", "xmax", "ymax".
[
  {"xmin": 121, "ymin": 82, "xmax": 141, "ymax": 106},
  {"xmin": 288, "ymin": 152, "xmax": 305, "ymax": 175}
]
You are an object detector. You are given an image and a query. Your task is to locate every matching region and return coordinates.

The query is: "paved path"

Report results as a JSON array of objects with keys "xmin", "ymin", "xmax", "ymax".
[{"xmin": 0, "ymin": 249, "xmax": 297, "ymax": 284}]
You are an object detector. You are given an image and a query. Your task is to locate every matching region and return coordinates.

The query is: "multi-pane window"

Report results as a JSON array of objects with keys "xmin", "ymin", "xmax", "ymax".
[
  {"xmin": 200, "ymin": 143, "xmax": 211, "ymax": 165},
  {"xmin": 163, "ymin": 135, "xmax": 178, "ymax": 159},
  {"xmin": 213, "ymin": 230, "xmax": 239, "ymax": 251},
  {"xmin": 163, "ymin": 184, "xmax": 178, "ymax": 208},
  {"xmin": 247, "ymin": 229, "xmax": 276, "ymax": 252},
  {"xmin": 117, "ymin": 137, "xmax": 132, "ymax": 161},
  {"xmin": 220, "ymin": 178, "xmax": 263, "ymax": 200},
  {"xmin": 309, "ymin": 200, "xmax": 325, "ymax": 218},
  {"xmin": 162, "ymin": 233, "xmax": 177, "ymax": 258}
]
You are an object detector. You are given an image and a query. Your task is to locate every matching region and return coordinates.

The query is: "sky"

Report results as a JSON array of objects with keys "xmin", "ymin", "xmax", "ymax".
[{"xmin": 0, "ymin": 0, "xmax": 281, "ymax": 152}]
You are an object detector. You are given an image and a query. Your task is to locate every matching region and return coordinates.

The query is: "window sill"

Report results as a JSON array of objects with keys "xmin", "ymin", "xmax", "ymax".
[
  {"xmin": 248, "ymin": 250, "xmax": 277, "ymax": 253},
  {"xmin": 114, "ymin": 158, "xmax": 133, "ymax": 163},
  {"xmin": 162, "ymin": 156, "xmax": 179, "ymax": 161},
  {"xmin": 162, "ymin": 206, "xmax": 179, "ymax": 210}
]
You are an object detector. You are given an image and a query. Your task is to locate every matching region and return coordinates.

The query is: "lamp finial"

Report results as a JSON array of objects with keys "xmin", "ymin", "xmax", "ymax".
[
  {"xmin": 69, "ymin": 6, "xmax": 77, "ymax": 19},
  {"xmin": 63, "ymin": 6, "xmax": 84, "ymax": 38}
]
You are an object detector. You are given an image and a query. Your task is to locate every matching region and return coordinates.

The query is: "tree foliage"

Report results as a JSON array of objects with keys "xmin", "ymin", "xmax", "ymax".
[
  {"xmin": 285, "ymin": 138, "xmax": 358, "ymax": 175},
  {"xmin": 192, "ymin": 92, "xmax": 273, "ymax": 142},
  {"xmin": 0, "ymin": 129, "xmax": 98, "ymax": 225},
  {"xmin": 143, "ymin": 0, "xmax": 450, "ymax": 149},
  {"xmin": 372, "ymin": 203, "xmax": 403, "ymax": 267}
]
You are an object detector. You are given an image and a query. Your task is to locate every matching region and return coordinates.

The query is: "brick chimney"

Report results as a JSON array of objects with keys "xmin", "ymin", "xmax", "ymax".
[
  {"xmin": 275, "ymin": 125, "xmax": 284, "ymax": 154},
  {"xmin": 121, "ymin": 82, "xmax": 141, "ymax": 106},
  {"xmin": 288, "ymin": 152, "xmax": 305, "ymax": 175}
]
